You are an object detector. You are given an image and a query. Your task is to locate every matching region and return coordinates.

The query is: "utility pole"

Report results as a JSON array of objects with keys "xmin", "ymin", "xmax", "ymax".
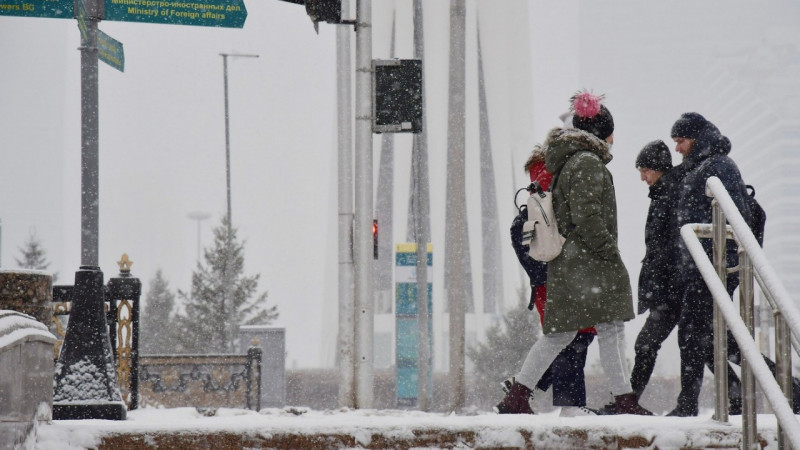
[
  {"xmin": 412, "ymin": 0, "xmax": 432, "ymax": 412},
  {"xmin": 220, "ymin": 52, "xmax": 258, "ymax": 352},
  {"xmin": 336, "ymin": 0, "xmax": 356, "ymax": 408},
  {"xmin": 353, "ymin": 0, "xmax": 374, "ymax": 409},
  {"xmin": 445, "ymin": 0, "xmax": 467, "ymax": 412}
]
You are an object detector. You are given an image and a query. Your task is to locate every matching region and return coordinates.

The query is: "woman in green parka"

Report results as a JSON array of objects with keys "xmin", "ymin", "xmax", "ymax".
[
  {"xmin": 544, "ymin": 126, "xmax": 634, "ymax": 333},
  {"xmin": 496, "ymin": 91, "xmax": 652, "ymax": 416}
]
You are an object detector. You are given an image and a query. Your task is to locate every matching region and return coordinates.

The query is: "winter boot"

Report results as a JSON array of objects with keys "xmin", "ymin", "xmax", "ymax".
[
  {"xmin": 666, "ymin": 403, "xmax": 698, "ymax": 417},
  {"xmin": 613, "ymin": 393, "xmax": 653, "ymax": 416},
  {"xmin": 494, "ymin": 379, "xmax": 534, "ymax": 414}
]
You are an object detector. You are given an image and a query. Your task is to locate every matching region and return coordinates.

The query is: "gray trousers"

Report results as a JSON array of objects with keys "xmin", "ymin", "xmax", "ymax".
[{"xmin": 516, "ymin": 321, "xmax": 632, "ymax": 397}]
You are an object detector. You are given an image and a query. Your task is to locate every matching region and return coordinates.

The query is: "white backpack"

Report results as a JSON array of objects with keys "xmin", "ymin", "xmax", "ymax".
[{"xmin": 520, "ymin": 182, "xmax": 565, "ymax": 262}]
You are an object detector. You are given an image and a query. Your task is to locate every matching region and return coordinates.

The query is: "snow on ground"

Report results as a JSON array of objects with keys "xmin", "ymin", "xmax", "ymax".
[{"xmin": 33, "ymin": 406, "xmax": 786, "ymax": 449}]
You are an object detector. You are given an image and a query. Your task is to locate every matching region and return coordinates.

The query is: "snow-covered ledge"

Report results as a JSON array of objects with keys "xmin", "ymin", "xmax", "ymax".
[{"xmin": 0, "ymin": 310, "xmax": 57, "ymax": 448}]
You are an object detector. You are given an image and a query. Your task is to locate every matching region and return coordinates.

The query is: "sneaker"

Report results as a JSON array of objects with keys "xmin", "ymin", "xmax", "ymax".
[{"xmin": 559, "ymin": 406, "xmax": 597, "ymax": 417}]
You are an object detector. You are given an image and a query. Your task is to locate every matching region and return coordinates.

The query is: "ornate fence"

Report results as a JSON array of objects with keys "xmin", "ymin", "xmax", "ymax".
[
  {"xmin": 138, "ymin": 349, "xmax": 261, "ymax": 410},
  {"xmin": 50, "ymin": 254, "xmax": 261, "ymax": 411}
]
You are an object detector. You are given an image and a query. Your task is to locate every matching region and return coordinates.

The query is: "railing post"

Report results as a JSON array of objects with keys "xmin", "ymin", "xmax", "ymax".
[
  {"xmin": 775, "ymin": 310, "xmax": 792, "ymax": 449},
  {"xmin": 106, "ymin": 254, "xmax": 142, "ymax": 410},
  {"xmin": 738, "ymin": 250, "xmax": 757, "ymax": 448},
  {"xmin": 711, "ymin": 199, "xmax": 729, "ymax": 422},
  {"xmin": 246, "ymin": 346, "xmax": 262, "ymax": 411}
]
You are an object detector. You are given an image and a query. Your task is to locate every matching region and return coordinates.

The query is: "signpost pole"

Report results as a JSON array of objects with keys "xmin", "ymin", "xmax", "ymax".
[{"xmin": 80, "ymin": 0, "xmax": 100, "ymax": 267}]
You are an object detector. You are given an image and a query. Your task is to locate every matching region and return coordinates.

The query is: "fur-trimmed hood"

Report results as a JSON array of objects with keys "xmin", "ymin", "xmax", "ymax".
[{"xmin": 543, "ymin": 127, "xmax": 612, "ymax": 177}]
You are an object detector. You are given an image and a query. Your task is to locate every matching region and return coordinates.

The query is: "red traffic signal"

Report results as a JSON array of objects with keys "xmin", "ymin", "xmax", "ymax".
[{"xmin": 372, "ymin": 219, "xmax": 378, "ymax": 260}]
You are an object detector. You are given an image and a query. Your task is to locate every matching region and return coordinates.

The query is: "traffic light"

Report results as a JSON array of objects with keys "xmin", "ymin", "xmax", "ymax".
[
  {"xmin": 372, "ymin": 59, "xmax": 423, "ymax": 134},
  {"xmin": 277, "ymin": 0, "xmax": 342, "ymax": 33},
  {"xmin": 372, "ymin": 219, "xmax": 378, "ymax": 260}
]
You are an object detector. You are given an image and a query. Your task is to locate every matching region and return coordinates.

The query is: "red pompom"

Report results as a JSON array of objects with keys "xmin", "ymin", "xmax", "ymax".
[{"xmin": 571, "ymin": 91, "xmax": 603, "ymax": 118}]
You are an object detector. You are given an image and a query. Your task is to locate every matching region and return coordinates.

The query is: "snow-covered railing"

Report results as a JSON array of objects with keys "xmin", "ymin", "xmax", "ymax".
[{"xmin": 681, "ymin": 176, "xmax": 800, "ymax": 450}]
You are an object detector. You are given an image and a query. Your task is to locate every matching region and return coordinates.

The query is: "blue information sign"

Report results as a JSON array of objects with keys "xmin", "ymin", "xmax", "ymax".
[{"xmin": 395, "ymin": 243, "xmax": 433, "ymax": 407}]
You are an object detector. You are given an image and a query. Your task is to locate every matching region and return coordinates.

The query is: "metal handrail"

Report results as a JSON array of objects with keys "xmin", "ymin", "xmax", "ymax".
[{"xmin": 680, "ymin": 176, "xmax": 800, "ymax": 450}]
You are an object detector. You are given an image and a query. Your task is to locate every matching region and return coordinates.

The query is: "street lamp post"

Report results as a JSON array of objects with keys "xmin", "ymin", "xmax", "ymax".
[
  {"xmin": 220, "ymin": 52, "xmax": 258, "ymax": 353},
  {"xmin": 220, "ymin": 52, "xmax": 259, "ymax": 239},
  {"xmin": 187, "ymin": 211, "xmax": 211, "ymax": 262}
]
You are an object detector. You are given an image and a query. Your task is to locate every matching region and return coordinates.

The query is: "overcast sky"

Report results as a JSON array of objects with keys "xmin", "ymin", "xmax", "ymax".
[{"xmin": 1, "ymin": 0, "xmax": 798, "ymax": 370}]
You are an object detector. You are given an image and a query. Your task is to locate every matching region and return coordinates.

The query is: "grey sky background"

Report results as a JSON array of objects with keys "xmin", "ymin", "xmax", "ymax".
[{"xmin": 1, "ymin": 1, "xmax": 798, "ymax": 370}]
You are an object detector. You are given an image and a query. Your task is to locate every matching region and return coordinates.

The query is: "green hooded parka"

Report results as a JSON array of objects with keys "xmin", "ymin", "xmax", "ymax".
[{"xmin": 542, "ymin": 127, "xmax": 634, "ymax": 334}]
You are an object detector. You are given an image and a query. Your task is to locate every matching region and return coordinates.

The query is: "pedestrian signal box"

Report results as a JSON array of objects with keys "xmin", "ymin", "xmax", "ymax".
[{"xmin": 372, "ymin": 59, "xmax": 423, "ymax": 134}]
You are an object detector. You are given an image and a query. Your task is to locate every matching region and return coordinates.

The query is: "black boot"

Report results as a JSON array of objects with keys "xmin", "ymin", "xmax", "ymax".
[
  {"xmin": 495, "ymin": 379, "xmax": 534, "ymax": 414},
  {"xmin": 614, "ymin": 393, "xmax": 653, "ymax": 416},
  {"xmin": 666, "ymin": 404, "xmax": 698, "ymax": 417}
]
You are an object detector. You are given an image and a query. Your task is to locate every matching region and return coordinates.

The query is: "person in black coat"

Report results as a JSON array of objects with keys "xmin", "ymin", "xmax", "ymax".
[
  {"xmin": 628, "ymin": 141, "xmax": 684, "ymax": 400},
  {"xmin": 669, "ymin": 112, "xmax": 800, "ymax": 416}
]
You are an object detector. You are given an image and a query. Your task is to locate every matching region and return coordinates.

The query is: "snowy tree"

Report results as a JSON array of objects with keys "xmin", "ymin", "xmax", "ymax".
[
  {"xmin": 15, "ymin": 229, "xmax": 58, "ymax": 282},
  {"xmin": 140, "ymin": 269, "xmax": 179, "ymax": 354},
  {"xmin": 467, "ymin": 289, "xmax": 540, "ymax": 391},
  {"xmin": 175, "ymin": 216, "xmax": 278, "ymax": 354}
]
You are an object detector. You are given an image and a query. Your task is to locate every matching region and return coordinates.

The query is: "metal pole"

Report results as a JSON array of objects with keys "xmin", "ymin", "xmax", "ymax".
[
  {"xmin": 412, "ymin": 0, "xmax": 431, "ymax": 412},
  {"xmin": 222, "ymin": 54, "xmax": 231, "ymax": 240},
  {"xmin": 739, "ymin": 250, "xmax": 757, "ymax": 449},
  {"xmin": 221, "ymin": 54, "xmax": 232, "ymax": 352},
  {"xmin": 353, "ymin": 0, "xmax": 374, "ymax": 409},
  {"xmin": 81, "ymin": 14, "xmax": 100, "ymax": 266},
  {"xmin": 219, "ymin": 52, "xmax": 259, "ymax": 237},
  {"xmin": 776, "ymin": 311, "xmax": 792, "ymax": 449},
  {"xmin": 445, "ymin": 0, "xmax": 467, "ymax": 412},
  {"xmin": 711, "ymin": 199, "xmax": 728, "ymax": 422},
  {"xmin": 219, "ymin": 52, "xmax": 257, "ymax": 352},
  {"xmin": 336, "ymin": 0, "xmax": 356, "ymax": 409}
]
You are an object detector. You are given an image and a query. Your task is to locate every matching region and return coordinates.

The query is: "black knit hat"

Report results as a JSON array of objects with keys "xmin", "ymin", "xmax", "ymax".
[
  {"xmin": 635, "ymin": 140, "xmax": 672, "ymax": 172},
  {"xmin": 670, "ymin": 112, "xmax": 708, "ymax": 139},
  {"xmin": 570, "ymin": 91, "xmax": 614, "ymax": 140}
]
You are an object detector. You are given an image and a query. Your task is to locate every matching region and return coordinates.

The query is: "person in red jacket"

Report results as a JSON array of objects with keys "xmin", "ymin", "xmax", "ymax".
[{"xmin": 497, "ymin": 143, "xmax": 597, "ymax": 417}]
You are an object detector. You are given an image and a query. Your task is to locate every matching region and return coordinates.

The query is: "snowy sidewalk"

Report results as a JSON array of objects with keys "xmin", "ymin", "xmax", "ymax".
[{"xmin": 33, "ymin": 407, "xmax": 784, "ymax": 449}]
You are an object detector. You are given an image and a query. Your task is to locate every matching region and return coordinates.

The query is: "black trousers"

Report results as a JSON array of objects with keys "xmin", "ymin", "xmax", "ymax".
[
  {"xmin": 630, "ymin": 302, "xmax": 682, "ymax": 398},
  {"xmin": 676, "ymin": 279, "xmax": 743, "ymax": 413},
  {"xmin": 536, "ymin": 331, "xmax": 595, "ymax": 407}
]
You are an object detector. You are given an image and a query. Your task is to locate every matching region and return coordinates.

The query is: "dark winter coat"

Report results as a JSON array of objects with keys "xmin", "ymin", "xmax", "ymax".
[
  {"xmin": 675, "ymin": 122, "xmax": 751, "ymax": 285},
  {"xmin": 637, "ymin": 166, "xmax": 685, "ymax": 314},
  {"xmin": 542, "ymin": 128, "xmax": 634, "ymax": 334}
]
